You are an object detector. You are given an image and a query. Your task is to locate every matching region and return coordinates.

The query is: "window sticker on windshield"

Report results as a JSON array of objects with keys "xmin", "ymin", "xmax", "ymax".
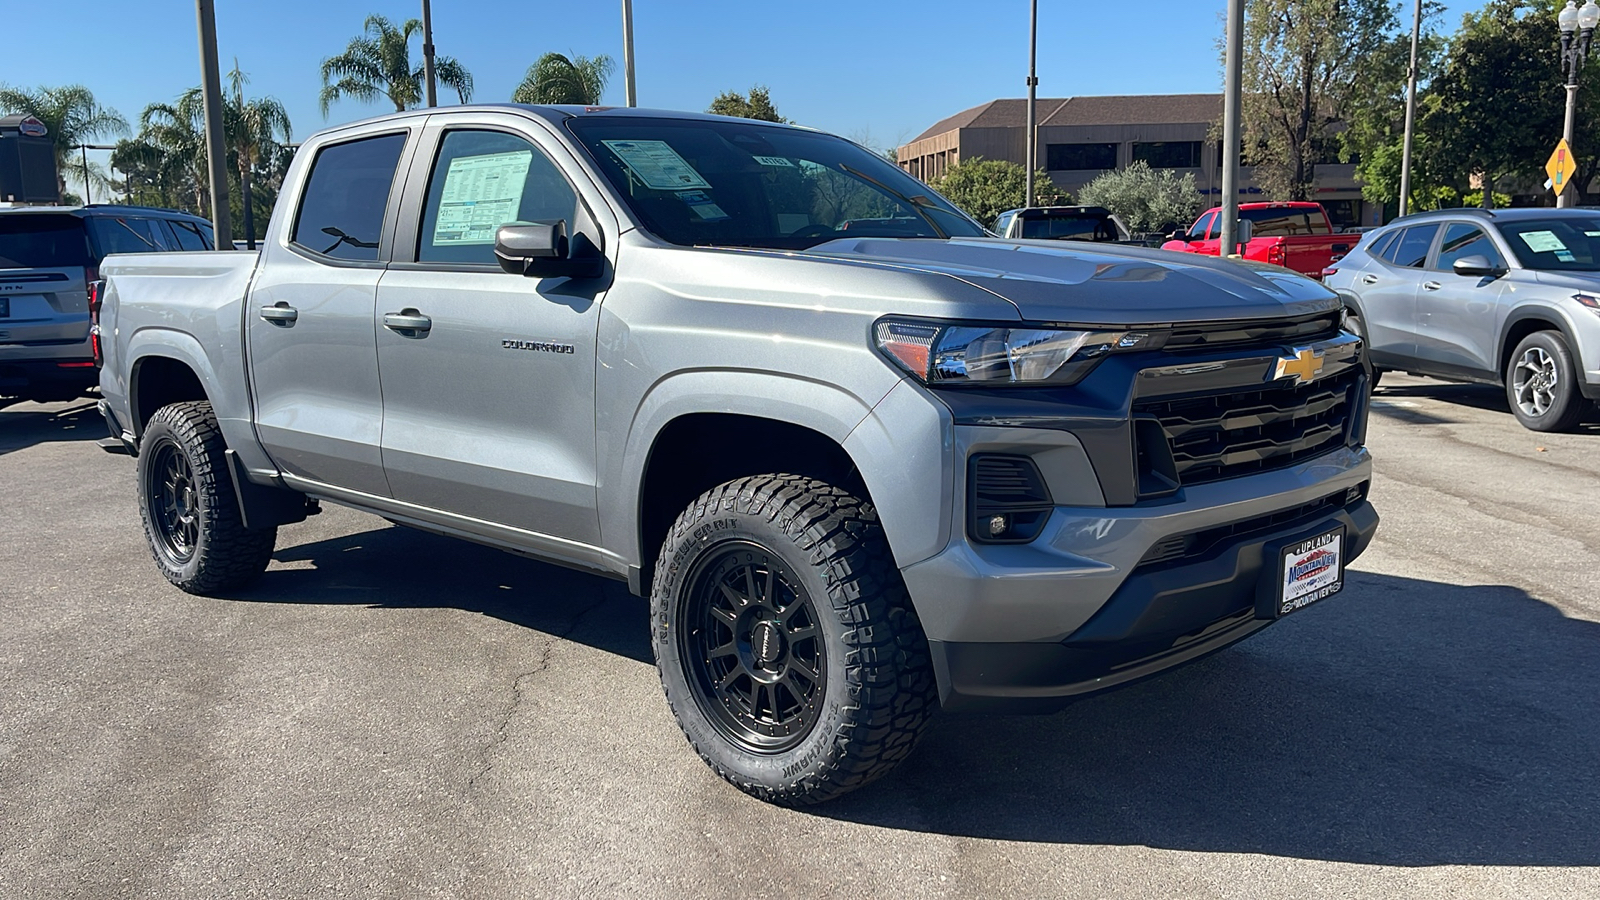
[
  {"xmin": 1520, "ymin": 230, "xmax": 1569, "ymax": 253},
  {"xmin": 1558, "ymin": 250, "xmax": 1577, "ymax": 262},
  {"xmin": 1586, "ymin": 231, "xmax": 1600, "ymax": 238},
  {"xmin": 752, "ymin": 156, "xmax": 794, "ymax": 168},
  {"xmin": 602, "ymin": 140, "xmax": 711, "ymax": 190},
  {"xmin": 677, "ymin": 190, "xmax": 730, "ymax": 222},
  {"xmin": 432, "ymin": 150, "xmax": 533, "ymax": 245}
]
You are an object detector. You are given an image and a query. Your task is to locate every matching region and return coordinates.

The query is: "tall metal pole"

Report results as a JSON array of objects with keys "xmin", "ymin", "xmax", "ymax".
[
  {"xmin": 1219, "ymin": 0, "xmax": 1244, "ymax": 256},
  {"xmin": 196, "ymin": 0, "xmax": 232, "ymax": 247},
  {"xmin": 1025, "ymin": 0, "xmax": 1038, "ymax": 207},
  {"xmin": 81, "ymin": 144, "xmax": 92, "ymax": 205},
  {"xmin": 1398, "ymin": 0, "xmax": 1422, "ymax": 218},
  {"xmin": 422, "ymin": 0, "xmax": 437, "ymax": 107},
  {"xmin": 622, "ymin": 0, "xmax": 637, "ymax": 107},
  {"xmin": 1561, "ymin": 82, "xmax": 1579, "ymax": 207}
]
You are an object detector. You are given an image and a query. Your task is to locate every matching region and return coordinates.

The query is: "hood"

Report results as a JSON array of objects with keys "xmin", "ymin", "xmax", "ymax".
[
  {"xmin": 798, "ymin": 237, "xmax": 1341, "ymax": 325},
  {"xmin": 1531, "ymin": 270, "xmax": 1600, "ymax": 292}
]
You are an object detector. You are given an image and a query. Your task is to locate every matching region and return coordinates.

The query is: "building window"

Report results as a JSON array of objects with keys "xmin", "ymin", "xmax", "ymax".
[
  {"xmin": 1132, "ymin": 141, "xmax": 1202, "ymax": 168},
  {"xmin": 1046, "ymin": 142, "xmax": 1117, "ymax": 171}
]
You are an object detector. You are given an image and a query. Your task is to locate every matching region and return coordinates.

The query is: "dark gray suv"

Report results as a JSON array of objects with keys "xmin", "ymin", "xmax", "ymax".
[
  {"xmin": 0, "ymin": 205, "xmax": 214, "ymax": 403},
  {"xmin": 1327, "ymin": 207, "xmax": 1600, "ymax": 431}
]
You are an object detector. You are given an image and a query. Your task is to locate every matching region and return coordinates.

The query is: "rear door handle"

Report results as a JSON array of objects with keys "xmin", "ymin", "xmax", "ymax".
[
  {"xmin": 1423, "ymin": 281, "xmax": 1442, "ymax": 291},
  {"xmin": 383, "ymin": 310, "xmax": 432, "ymax": 335},
  {"xmin": 1361, "ymin": 274, "xmax": 1378, "ymax": 285},
  {"xmin": 259, "ymin": 302, "xmax": 298, "ymax": 325}
]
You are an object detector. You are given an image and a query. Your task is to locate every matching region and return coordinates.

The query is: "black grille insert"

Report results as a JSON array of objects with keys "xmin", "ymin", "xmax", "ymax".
[
  {"xmin": 1136, "ymin": 483, "xmax": 1366, "ymax": 570},
  {"xmin": 1135, "ymin": 367, "xmax": 1360, "ymax": 485},
  {"xmin": 1165, "ymin": 311, "xmax": 1342, "ymax": 350}
]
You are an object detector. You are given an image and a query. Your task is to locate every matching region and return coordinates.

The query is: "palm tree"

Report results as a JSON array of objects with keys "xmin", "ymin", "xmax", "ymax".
[
  {"xmin": 225, "ymin": 63, "xmax": 292, "ymax": 246},
  {"xmin": 0, "ymin": 83, "xmax": 128, "ymax": 202},
  {"xmin": 319, "ymin": 14, "xmax": 472, "ymax": 116},
  {"xmin": 137, "ymin": 92, "xmax": 210, "ymax": 215},
  {"xmin": 512, "ymin": 53, "xmax": 614, "ymax": 105}
]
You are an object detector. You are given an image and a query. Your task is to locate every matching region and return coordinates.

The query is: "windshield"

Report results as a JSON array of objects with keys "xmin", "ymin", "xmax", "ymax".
[
  {"xmin": 1018, "ymin": 214, "xmax": 1121, "ymax": 241},
  {"xmin": 565, "ymin": 116, "xmax": 984, "ymax": 250},
  {"xmin": 0, "ymin": 215, "xmax": 90, "ymax": 268},
  {"xmin": 1498, "ymin": 217, "xmax": 1600, "ymax": 271}
]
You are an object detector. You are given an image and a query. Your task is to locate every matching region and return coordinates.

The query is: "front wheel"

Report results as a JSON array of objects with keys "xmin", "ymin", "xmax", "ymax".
[
  {"xmin": 651, "ymin": 474, "xmax": 937, "ymax": 806},
  {"xmin": 138, "ymin": 401, "xmax": 277, "ymax": 594},
  {"xmin": 1506, "ymin": 331, "xmax": 1586, "ymax": 432}
]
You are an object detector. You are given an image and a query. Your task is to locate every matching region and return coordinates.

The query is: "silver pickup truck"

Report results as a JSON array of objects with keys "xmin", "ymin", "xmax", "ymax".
[{"xmin": 97, "ymin": 104, "xmax": 1377, "ymax": 805}]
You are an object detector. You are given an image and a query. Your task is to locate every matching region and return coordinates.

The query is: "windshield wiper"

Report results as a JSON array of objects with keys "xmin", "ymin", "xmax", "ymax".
[{"xmin": 838, "ymin": 164, "xmax": 950, "ymax": 239}]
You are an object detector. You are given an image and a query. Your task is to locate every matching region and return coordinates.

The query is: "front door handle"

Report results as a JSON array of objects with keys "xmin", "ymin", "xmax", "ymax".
[
  {"xmin": 1422, "ymin": 281, "xmax": 1442, "ymax": 291},
  {"xmin": 1361, "ymin": 274, "xmax": 1378, "ymax": 285},
  {"xmin": 259, "ymin": 302, "xmax": 298, "ymax": 325},
  {"xmin": 383, "ymin": 310, "xmax": 432, "ymax": 335}
]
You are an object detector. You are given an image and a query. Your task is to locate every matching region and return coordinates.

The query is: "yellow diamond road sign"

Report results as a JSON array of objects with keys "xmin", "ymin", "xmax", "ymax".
[{"xmin": 1548, "ymin": 139, "xmax": 1578, "ymax": 194}]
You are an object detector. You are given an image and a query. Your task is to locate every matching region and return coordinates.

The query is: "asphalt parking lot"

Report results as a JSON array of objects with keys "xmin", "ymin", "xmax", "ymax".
[{"xmin": 2, "ymin": 374, "xmax": 1598, "ymax": 899}]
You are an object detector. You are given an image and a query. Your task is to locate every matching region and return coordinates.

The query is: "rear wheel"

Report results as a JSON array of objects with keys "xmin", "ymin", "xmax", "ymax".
[
  {"xmin": 651, "ymin": 474, "xmax": 937, "ymax": 806},
  {"xmin": 138, "ymin": 401, "xmax": 276, "ymax": 594},
  {"xmin": 1506, "ymin": 331, "xmax": 1585, "ymax": 432}
]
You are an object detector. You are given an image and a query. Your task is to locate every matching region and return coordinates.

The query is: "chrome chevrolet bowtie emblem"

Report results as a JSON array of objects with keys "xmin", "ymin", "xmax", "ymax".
[{"xmin": 1274, "ymin": 348, "xmax": 1324, "ymax": 384}]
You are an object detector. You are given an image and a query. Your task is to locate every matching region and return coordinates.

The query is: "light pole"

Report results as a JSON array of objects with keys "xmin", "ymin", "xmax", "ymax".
[
  {"xmin": 1025, "ymin": 0, "xmax": 1038, "ymax": 207},
  {"xmin": 422, "ymin": 0, "xmax": 437, "ymax": 107},
  {"xmin": 1218, "ymin": 0, "xmax": 1244, "ymax": 256},
  {"xmin": 1558, "ymin": 0, "xmax": 1600, "ymax": 207},
  {"xmin": 195, "ymin": 0, "xmax": 232, "ymax": 247},
  {"xmin": 622, "ymin": 0, "xmax": 637, "ymax": 107},
  {"xmin": 1398, "ymin": 0, "xmax": 1422, "ymax": 217}
]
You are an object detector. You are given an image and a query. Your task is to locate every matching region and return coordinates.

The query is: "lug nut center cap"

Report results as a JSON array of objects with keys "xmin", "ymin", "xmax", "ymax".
[{"xmin": 751, "ymin": 620, "xmax": 784, "ymax": 667}]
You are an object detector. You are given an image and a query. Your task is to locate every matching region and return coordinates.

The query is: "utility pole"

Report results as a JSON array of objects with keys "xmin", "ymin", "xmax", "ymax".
[
  {"xmin": 1398, "ymin": 0, "xmax": 1422, "ymax": 218},
  {"xmin": 195, "ymin": 0, "xmax": 232, "ymax": 247},
  {"xmin": 1218, "ymin": 0, "xmax": 1244, "ymax": 257},
  {"xmin": 1025, "ymin": 0, "xmax": 1038, "ymax": 207},
  {"xmin": 81, "ymin": 144, "xmax": 92, "ymax": 205},
  {"xmin": 422, "ymin": 0, "xmax": 437, "ymax": 107},
  {"xmin": 622, "ymin": 0, "xmax": 637, "ymax": 106}
]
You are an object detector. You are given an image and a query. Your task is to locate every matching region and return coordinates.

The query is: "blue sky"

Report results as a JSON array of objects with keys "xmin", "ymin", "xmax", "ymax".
[{"xmin": 10, "ymin": 0, "xmax": 1483, "ymax": 197}]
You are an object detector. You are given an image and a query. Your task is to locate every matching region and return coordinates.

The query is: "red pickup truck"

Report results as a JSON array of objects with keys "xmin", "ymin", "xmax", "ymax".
[{"xmin": 1162, "ymin": 201, "xmax": 1353, "ymax": 279}]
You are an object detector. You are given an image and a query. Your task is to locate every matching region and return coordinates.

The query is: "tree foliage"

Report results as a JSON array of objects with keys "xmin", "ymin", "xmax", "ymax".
[
  {"xmin": 1077, "ymin": 161, "xmax": 1204, "ymax": 232},
  {"xmin": 513, "ymin": 53, "xmax": 614, "ymax": 105},
  {"xmin": 1238, "ymin": 0, "xmax": 1408, "ymax": 200},
  {"xmin": 707, "ymin": 86, "xmax": 787, "ymax": 123},
  {"xmin": 0, "ymin": 83, "xmax": 128, "ymax": 201},
  {"xmin": 319, "ymin": 14, "xmax": 472, "ymax": 115},
  {"xmin": 928, "ymin": 157, "xmax": 1067, "ymax": 229}
]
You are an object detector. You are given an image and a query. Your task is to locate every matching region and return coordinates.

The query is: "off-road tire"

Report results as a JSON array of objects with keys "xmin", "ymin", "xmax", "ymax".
[
  {"xmin": 1345, "ymin": 311, "xmax": 1383, "ymax": 392},
  {"xmin": 651, "ymin": 474, "xmax": 937, "ymax": 806},
  {"xmin": 138, "ymin": 401, "xmax": 276, "ymax": 594},
  {"xmin": 1506, "ymin": 331, "xmax": 1585, "ymax": 433}
]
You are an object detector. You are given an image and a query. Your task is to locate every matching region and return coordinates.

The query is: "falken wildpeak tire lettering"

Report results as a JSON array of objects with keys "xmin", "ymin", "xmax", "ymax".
[
  {"xmin": 1506, "ymin": 331, "xmax": 1586, "ymax": 433},
  {"xmin": 137, "ymin": 401, "xmax": 277, "ymax": 595},
  {"xmin": 649, "ymin": 474, "xmax": 937, "ymax": 806}
]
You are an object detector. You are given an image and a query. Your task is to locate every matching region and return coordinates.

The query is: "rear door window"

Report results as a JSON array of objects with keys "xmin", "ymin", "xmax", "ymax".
[
  {"xmin": 291, "ymin": 132, "xmax": 408, "ymax": 261},
  {"xmin": 166, "ymin": 219, "xmax": 211, "ymax": 251},
  {"xmin": 1390, "ymin": 224, "xmax": 1440, "ymax": 268},
  {"xmin": 0, "ymin": 214, "xmax": 90, "ymax": 268},
  {"xmin": 1241, "ymin": 207, "xmax": 1327, "ymax": 237},
  {"xmin": 88, "ymin": 217, "xmax": 169, "ymax": 256}
]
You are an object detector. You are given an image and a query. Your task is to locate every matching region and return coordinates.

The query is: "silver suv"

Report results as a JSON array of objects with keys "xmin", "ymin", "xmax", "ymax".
[
  {"xmin": 1326, "ymin": 207, "xmax": 1600, "ymax": 431},
  {"xmin": 0, "ymin": 205, "xmax": 214, "ymax": 403}
]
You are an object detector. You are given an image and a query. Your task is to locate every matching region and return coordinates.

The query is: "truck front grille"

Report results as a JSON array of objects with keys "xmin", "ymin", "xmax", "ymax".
[{"xmin": 1133, "ymin": 367, "xmax": 1360, "ymax": 485}]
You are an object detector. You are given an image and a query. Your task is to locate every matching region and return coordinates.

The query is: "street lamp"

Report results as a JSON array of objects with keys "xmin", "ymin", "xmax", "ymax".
[{"xmin": 1557, "ymin": 0, "xmax": 1600, "ymax": 207}]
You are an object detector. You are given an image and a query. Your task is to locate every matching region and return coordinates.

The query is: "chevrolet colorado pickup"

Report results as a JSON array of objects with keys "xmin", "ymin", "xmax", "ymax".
[
  {"xmin": 1163, "ymin": 201, "xmax": 1353, "ymax": 279},
  {"xmin": 97, "ymin": 105, "xmax": 1378, "ymax": 805}
]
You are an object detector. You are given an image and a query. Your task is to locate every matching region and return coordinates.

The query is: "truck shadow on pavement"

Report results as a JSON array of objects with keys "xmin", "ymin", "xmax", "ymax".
[
  {"xmin": 1375, "ymin": 380, "xmax": 1600, "ymax": 432},
  {"xmin": 0, "ymin": 400, "xmax": 105, "ymax": 456},
  {"xmin": 819, "ymin": 569, "xmax": 1600, "ymax": 867}
]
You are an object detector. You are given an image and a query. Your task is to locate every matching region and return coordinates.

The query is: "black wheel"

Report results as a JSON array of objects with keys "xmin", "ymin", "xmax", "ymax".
[
  {"xmin": 138, "ymin": 401, "xmax": 276, "ymax": 594},
  {"xmin": 651, "ymin": 474, "xmax": 937, "ymax": 806},
  {"xmin": 1506, "ymin": 331, "xmax": 1585, "ymax": 432},
  {"xmin": 1346, "ymin": 311, "xmax": 1383, "ymax": 392}
]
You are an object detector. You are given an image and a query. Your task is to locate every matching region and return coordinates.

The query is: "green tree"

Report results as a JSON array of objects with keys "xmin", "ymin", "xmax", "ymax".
[
  {"xmin": 132, "ymin": 91, "xmax": 212, "ymax": 215},
  {"xmin": 0, "ymin": 83, "xmax": 128, "ymax": 202},
  {"xmin": 928, "ymin": 157, "xmax": 1067, "ymax": 229},
  {"xmin": 319, "ymin": 14, "xmax": 472, "ymax": 116},
  {"xmin": 512, "ymin": 53, "xmax": 614, "ymax": 105},
  {"xmin": 1237, "ymin": 0, "xmax": 1408, "ymax": 200},
  {"xmin": 1077, "ymin": 161, "xmax": 1204, "ymax": 232},
  {"xmin": 1336, "ymin": 2, "xmax": 1447, "ymax": 211},
  {"xmin": 224, "ymin": 63, "xmax": 292, "ymax": 243},
  {"xmin": 707, "ymin": 85, "xmax": 786, "ymax": 123}
]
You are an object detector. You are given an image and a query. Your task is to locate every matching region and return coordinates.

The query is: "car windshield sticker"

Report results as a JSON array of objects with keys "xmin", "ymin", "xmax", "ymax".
[
  {"xmin": 752, "ymin": 156, "xmax": 795, "ymax": 167},
  {"xmin": 1586, "ymin": 230, "xmax": 1600, "ymax": 238},
  {"xmin": 1520, "ymin": 230, "xmax": 1569, "ymax": 253},
  {"xmin": 1558, "ymin": 250, "xmax": 1577, "ymax": 262},
  {"xmin": 432, "ymin": 150, "xmax": 533, "ymax": 245},
  {"xmin": 602, "ymin": 140, "xmax": 711, "ymax": 190},
  {"xmin": 677, "ymin": 190, "xmax": 730, "ymax": 222}
]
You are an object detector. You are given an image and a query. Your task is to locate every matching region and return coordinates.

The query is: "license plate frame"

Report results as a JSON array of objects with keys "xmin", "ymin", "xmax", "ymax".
[{"xmin": 1259, "ymin": 525, "xmax": 1345, "ymax": 619}]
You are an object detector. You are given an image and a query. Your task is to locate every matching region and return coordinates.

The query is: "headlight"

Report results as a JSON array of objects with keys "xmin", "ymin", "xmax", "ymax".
[{"xmin": 874, "ymin": 318, "xmax": 1154, "ymax": 386}]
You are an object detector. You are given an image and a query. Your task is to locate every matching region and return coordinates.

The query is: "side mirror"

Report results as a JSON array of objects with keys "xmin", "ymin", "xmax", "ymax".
[
  {"xmin": 494, "ymin": 221, "xmax": 602, "ymax": 278},
  {"xmin": 1235, "ymin": 218, "xmax": 1253, "ymax": 247},
  {"xmin": 1170, "ymin": 229, "xmax": 1189, "ymax": 242},
  {"xmin": 1452, "ymin": 254, "xmax": 1502, "ymax": 278}
]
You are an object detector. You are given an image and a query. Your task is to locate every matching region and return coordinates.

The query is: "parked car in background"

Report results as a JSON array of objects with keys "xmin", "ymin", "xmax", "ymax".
[
  {"xmin": 992, "ymin": 205, "xmax": 1131, "ymax": 243},
  {"xmin": 1163, "ymin": 201, "xmax": 1353, "ymax": 279},
  {"xmin": 0, "ymin": 205, "xmax": 214, "ymax": 403},
  {"xmin": 1327, "ymin": 207, "xmax": 1600, "ymax": 432}
]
